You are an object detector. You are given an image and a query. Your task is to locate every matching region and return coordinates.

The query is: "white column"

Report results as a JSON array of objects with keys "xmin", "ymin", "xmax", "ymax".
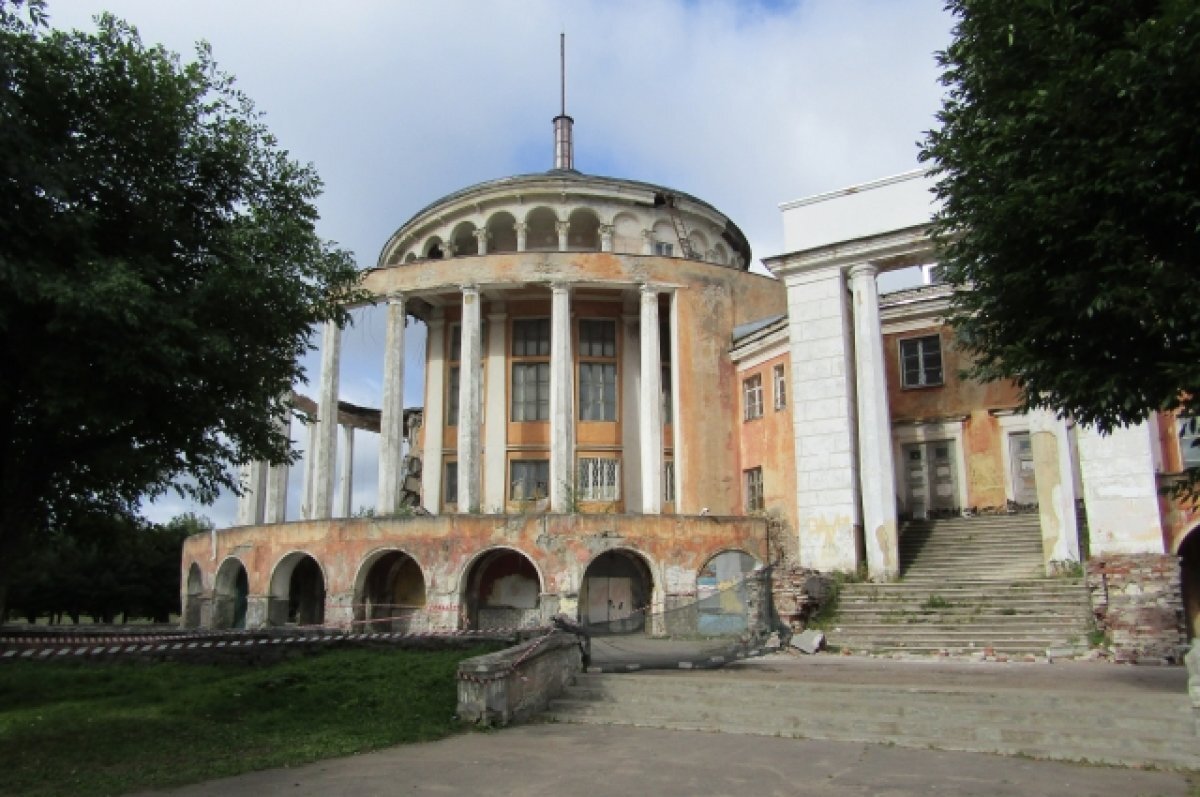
[
  {"xmin": 599, "ymin": 224, "xmax": 614, "ymax": 253},
  {"xmin": 1029, "ymin": 408, "xmax": 1081, "ymax": 569},
  {"xmin": 514, "ymin": 222, "xmax": 527, "ymax": 253},
  {"xmin": 457, "ymin": 286, "xmax": 483, "ymax": 512},
  {"xmin": 849, "ymin": 264, "xmax": 899, "ymax": 580},
  {"xmin": 301, "ymin": 419, "xmax": 317, "ymax": 519},
  {"xmin": 235, "ymin": 462, "xmax": 266, "ymax": 526},
  {"xmin": 312, "ymin": 320, "xmax": 341, "ymax": 520},
  {"xmin": 639, "ymin": 285, "xmax": 663, "ymax": 514},
  {"xmin": 474, "ymin": 228, "xmax": 490, "ymax": 255},
  {"xmin": 337, "ymin": 424, "xmax": 354, "ymax": 517},
  {"xmin": 556, "ymin": 221, "xmax": 570, "ymax": 252},
  {"xmin": 377, "ymin": 294, "xmax": 406, "ymax": 514},
  {"xmin": 422, "ymin": 314, "xmax": 446, "ymax": 511},
  {"xmin": 1077, "ymin": 421, "xmax": 1164, "ymax": 555},
  {"xmin": 264, "ymin": 407, "xmax": 291, "ymax": 524},
  {"xmin": 549, "ymin": 282, "xmax": 575, "ymax": 512},
  {"xmin": 786, "ymin": 266, "xmax": 860, "ymax": 571},
  {"xmin": 620, "ymin": 311, "xmax": 643, "ymax": 510},
  {"xmin": 667, "ymin": 290, "xmax": 683, "ymax": 512},
  {"xmin": 484, "ymin": 305, "xmax": 508, "ymax": 513}
]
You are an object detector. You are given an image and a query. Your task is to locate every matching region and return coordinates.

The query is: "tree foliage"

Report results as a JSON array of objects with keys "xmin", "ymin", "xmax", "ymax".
[
  {"xmin": 0, "ymin": 0, "xmax": 361, "ymax": 600},
  {"xmin": 921, "ymin": 2, "xmax": 1200, "ymax": 436}
]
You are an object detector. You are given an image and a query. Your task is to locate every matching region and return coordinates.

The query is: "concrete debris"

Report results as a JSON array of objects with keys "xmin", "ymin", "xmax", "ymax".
[{"xmin": 790, "ymin": 629, "xmax": 825, "ymax": 654}]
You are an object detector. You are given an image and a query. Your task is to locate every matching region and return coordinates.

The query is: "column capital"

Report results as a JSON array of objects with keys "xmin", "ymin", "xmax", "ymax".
[
  {"xmin": 639, "ymin": 283, "xmax": 661, "ymax": 299},
  {"xmin": 385, "ymin": 291, "xmax": 406, "ymax": 306},
  {"xmin": 513, "ymin": 222, "xmax": 527, "ymax": 233},
  {"xmin": 555, "ymin": 220, "xmax": 571, "ymax": 234},
  {"xmin": 472, "ymin": 228, "xmax": 490, "ymax": 242},
  {"xmin": 460, "ymin": 284, "xmax": 481, "ymax": 297},
  {"xmin": 550, "ymin": 281, "xmax": 572, "ymax": 295},
  {"xmin": 847, "ymin": 262, "xmax": 879, "ymax": 281},
  {"xmin": 598, "ymin": 223, "xmax": 614, "ymax": 236}
]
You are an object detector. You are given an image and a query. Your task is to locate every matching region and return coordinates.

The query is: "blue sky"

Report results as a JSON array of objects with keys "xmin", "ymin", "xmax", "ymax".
[{"xmin": 46, "ymin": 0, "xmax": 954, "ymax": 526}]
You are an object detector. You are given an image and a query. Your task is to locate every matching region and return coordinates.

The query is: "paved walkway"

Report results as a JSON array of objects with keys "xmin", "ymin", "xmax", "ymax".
[{"xmin": 136, "ymin": 654, "xmax": 1198, "ymax": 797}]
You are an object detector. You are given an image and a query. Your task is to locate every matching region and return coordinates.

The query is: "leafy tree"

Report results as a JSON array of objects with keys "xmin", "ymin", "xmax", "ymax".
[
  {"xmin": 0, "ymin": 0, "xmax": 361, "ymax": 616},
  {"xmin": 920, "ymin": 3, "xmax": 1200, "ymax": 446}
]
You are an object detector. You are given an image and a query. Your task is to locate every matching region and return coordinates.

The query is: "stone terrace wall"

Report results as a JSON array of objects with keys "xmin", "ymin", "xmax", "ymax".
[{"xmin": 1087, "ymin": 553, "xmax": 1187, "ymax": 662}]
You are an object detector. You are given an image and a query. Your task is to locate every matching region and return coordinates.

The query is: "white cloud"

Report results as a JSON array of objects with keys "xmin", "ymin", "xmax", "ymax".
[{"xmin": 45, "ymin": 0, "xmax": 952, "ymax": 526}]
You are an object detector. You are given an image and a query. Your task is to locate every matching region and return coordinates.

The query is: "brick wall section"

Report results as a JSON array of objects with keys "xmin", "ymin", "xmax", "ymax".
[{"xmin": 1087, "ymin": 553, "xmax": 1186, "ymax": 662}]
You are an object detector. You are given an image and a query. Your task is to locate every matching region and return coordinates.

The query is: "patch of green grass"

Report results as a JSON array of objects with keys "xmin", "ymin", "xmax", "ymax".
[
  {"xmin": 0, "ymin": 645, "xmax": 499, "ymax": 797},
  {"xmin": 920, "ymin": 594, "xmax": 950, "ymax": 611}
]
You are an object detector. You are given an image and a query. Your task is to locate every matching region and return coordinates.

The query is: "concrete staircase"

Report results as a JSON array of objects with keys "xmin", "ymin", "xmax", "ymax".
[
  {"xmin": 543, "ymin": 662, "xmax": 1200, "ymax": 770},
  {"xmin": 829, "ymin": 515, "xmax": 1094, "ymax": 656}
]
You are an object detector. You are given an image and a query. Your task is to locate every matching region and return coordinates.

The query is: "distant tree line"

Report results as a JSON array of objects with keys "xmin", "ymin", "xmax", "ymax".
[{"xmin": 3, "ymin": 513, "xmax": 211, "ymax": 625}]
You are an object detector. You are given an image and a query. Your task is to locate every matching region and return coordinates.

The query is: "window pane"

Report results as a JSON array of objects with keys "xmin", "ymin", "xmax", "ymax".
[
  {"xmin": 579, "ymin": 319, "xmax": 616, "ymax": 358},
  {"xmin": 447, "ymin": 366, "xmax": 460, "ymax": 426},
  {"xmin": 444, "ymin": 462, "xmax": 458, "ymax": 504},
  {"xmin": 578, "ymin": 457, "xmax": 620, "ymax": 501},
  {"xmin": 511, "ymin": 363, "xmax": 550, "ymax": 421},
  {"xmin": 513, "ymin": 318, "xmax": 549, "ymax": 357},
  {"xmin": 510, "ymin": 460, "xmax": 549, "ymax": 500},
  {"xmin": 580, "ymin": 363, "xmax": 616, "ymax": 421}
]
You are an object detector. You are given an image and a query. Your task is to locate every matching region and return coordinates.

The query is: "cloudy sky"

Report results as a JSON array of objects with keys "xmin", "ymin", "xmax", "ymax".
[{"xmin": 47, "ymin": 0, "xmax": 954, "ymax": 526}]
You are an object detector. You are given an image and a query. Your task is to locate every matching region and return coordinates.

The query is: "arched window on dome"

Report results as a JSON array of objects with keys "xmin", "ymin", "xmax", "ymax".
[
  {"xmin": 612, "ymin": 212, "xmax": 641, "ymax": 254},
  {"xmin": 404, "ymin": 252, "xmax": 417, "ymax": 264},
  {"xmin": 451, "ymin": 222, "xmax": 477, "ymax": 256},
  {"xmin": 487, "ymin": 211, "xmax": 518, "ymax": 253},
  {"xmin": 423, "ymin": 236, "xmax": 445, "ymax": 260},
  {"xmin": 525, "ymin": 207, "xmax": 559, "ymax": 251},
  {"xmin": 712, "ymin": 242, "xmax": 729, "ymax": 265},
  {"xmin": 567, "ymin": 208, "xmax": 600, "ymax": 251},
  {"xmin": 651, "ymin": 221, "xmax": 676, "ymax": 257},
  {"xmin": 688, "ymin": 230, "xmax": 709, "ymax": 261}
]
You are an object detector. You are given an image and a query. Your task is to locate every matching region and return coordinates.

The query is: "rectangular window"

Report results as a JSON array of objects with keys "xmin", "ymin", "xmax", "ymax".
[
  {"xmin": 578, "ymin": 319, "xmax": 618, "ymax": 422},
  {"xmin": 900, "ymin": 335, "xmax": 944, "ymax": 388},
  {"xmin": 511, "ymin": 362, "xmax": 550, "ymax": 421},
  {"xmin": 579, "ymin": 363, "xmax": 617, "ymax": 421},
  {"xmin": 663, "ymin": 459, "xmax": 675, "ymax": 503},
  {"xmin": 773, "ymin": 364, "xmax": 787, "ymax": 410},
  {"xmin": 661, "ymin": 365, "xmax": 673, "ymax": 426},
  {"xmin": 510, "ymin": 459, "xmax": 549, "ymax": 500},
  {"xmin": 449, "ymin": 323, "xmax": 462, "ymax": 361},
  {"xmin": 577, "ymin": 457, "xmax": 620, "ymax": 501},
  {"xmin": 743, "ymin": 374, "xmax": 764, "ymax": 421},
  {"xmin": 512, "ymin": 318, "xmax": 550, "ymax": 357},
  {"xmin": 444, "ymin": 462, "xmax": 458, "ymax": 505},
  {"xmin": 447, "ymin": 366, "xmax": 460, "ymax": 426},
  {"xmin": 1180, "ymin": 416, "xmax": 1200, "ymax": 468},
  {"xmin": 579, "ymin": 319, "xmax": 616, "ymax": 358},
  {"xmin": 744, "ymin": 467, "xmax": 764, "ymax": 512},
  {"xmin": 654, "ymin": 241, "xmax": 674, "ymax": 257}
]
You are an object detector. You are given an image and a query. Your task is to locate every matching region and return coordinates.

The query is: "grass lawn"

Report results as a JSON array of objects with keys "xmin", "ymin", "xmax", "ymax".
[{"xmin": 0, "ymin": 645, "xmax": 499, "ymax": 797}]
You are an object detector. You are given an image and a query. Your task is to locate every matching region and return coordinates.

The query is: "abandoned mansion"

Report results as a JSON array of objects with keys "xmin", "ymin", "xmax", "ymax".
[{"xmin": 180, "ymin": 105, "xmax": 1199, "ymax": 660}]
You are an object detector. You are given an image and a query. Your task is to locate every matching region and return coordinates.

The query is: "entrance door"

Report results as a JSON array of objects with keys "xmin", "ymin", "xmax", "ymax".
[
  {"xmin": 1009, "ymin": 432, "xmax": 1038, "ymax": 506},
  {"xmin": 585, "ymin": 577, "xmax": 633, "ymax": 623},
  {"xmin": 903, "ymin": 441, "xmax": 959, "ymax": 517}
]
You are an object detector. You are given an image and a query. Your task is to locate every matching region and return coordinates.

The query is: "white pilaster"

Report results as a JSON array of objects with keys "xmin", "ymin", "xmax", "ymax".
[
  {"xmin": 1077, "ymin": 421, "xmax": 1164, "ymax": 555},
  {"xmin": 422, "ymin": 314, "xmax": 446, "ymax": 511},
  {"xmin": 484, "ymin": 305, "xmax": 508, "ymax": 513},
  {"xmin": 514, "ymin": 222, "xmax": 527, "ymax": 253},
  {"xmin": 786, "ymin": 266, "xmax": 860, "ymax": 571},
  {"xmin": 639, "ymin": 286, "xmax": 663, "ymax": 514},
  {"xmin": 549, "ymin": 283, "xmax": 575, "ymax": 512},
  {"xmin": 312, "ymin": 320, "xmax": 341, "ymax": 520},
  {"xmin": 667, "ymin": 290, "xmax": 684, "ymax": 513},
  {"xmin": 457, "ymin": 286, "xmax": 483, "ymax": 512},
  {"xmin": 337, "ymin": 424, "xmax": 354, "ymax": 517},
  {"xmin": 377, "ymin": 294, "xmax": 406, "ymax": 514},
  {"xmin": 641, "ymin": 229, "xmax": 655, "ymax": 255},
  {"xmin": 1028, "ymin": 408, "xmax": 1081, "ymax": 569},
  {"xmin": 599, "ymin": 224, "xmax": 614, "ymax": 253},
  {"xmin": 556, "ymin": 221, "xmax": 570, "ymax": 252},
  {"xmin": 849, "ymin": 264, "xmax": 899, "ymax": 580},
  {"xmin": 473, "ymin": 228, "xmax": 489, "ymax": 255}
]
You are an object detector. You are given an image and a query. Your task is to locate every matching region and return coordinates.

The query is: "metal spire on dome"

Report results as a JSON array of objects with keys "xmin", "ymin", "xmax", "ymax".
[{"xmin": 552, "ymin": 32, "xmax": 574, "ymax": 170}]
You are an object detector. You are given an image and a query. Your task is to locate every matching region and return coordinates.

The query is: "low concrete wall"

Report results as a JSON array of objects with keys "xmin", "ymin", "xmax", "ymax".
[{"xmin": 456, "ymin": 631, "xmax": 583, "ymax": 726}]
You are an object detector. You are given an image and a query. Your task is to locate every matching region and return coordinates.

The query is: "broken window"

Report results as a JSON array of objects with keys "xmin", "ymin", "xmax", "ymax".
[
  {"xmin": 654, "ymin": 241, "xmax": 674, "ymax": 257},
  {"xmin": 578, "ymin": 457, "xmax": 620, "ymax": 501},
  {"xmin": 744, "ymin": 467, "xmax": 764, "ymax": 512},
  {"xmin": 743, "ymin": 374, "xmax": 764, "ymax": 421},
  {"xmin": 510, "ymin": 459, "xmax": 549, "ymax": 501},
  {"xmin": 900, "ymin": 334, "xmax": 944, "ymax": 388},
  {"xmin": 773, "ymin": 363, "xmax": 787, "ymax": 410}
]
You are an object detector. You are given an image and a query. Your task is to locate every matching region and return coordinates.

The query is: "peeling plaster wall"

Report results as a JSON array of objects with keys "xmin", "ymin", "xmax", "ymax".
[{"xmin": 181, "ymin": 514, "xmax": 769, "ymax": 631}]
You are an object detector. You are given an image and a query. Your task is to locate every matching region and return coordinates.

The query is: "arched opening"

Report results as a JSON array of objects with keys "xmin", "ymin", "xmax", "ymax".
[
  {"xmin": 404, "ymin": 252, "xmax": 417, "ymax": 263},
  {"xmin": 423, "ymin": 236, "xmax": 445, "ymax": 260},
  {"xmin": 487, "ymin": 211, "xmax": 518, "ymax": 253},
  {"xmin": 213, "ymin": 557, "xmax": 249, "ymax": 630},
  {"xmin": 183, "ymin": 563, "xmax": 204, "ymax": 628},
  {"xmin": 711, "ymin": 242, "xmax": 729, "ymax": 265},
  {"xmin": 651, "ymin": 220, "xmax": 676, "ymax": 256},
  {"xmin": 687, "ymin": 229, "xmax": 709, "ymax": 261},
  {"xmin": 580, "ymin": 549, "xmax": 653, "ymax": 633},
  {"xmin": 1180, "ymin": 525, "xmax": 1200, "ymax": 640},
  {"xmin": 567, "ymin": 208, "xmax": 600, "ymax": 250},
  {"xmin": 450, "ymin": 221, "xmax": 477, "ymax": 256},
  {"xmin": 462, "ymin": 548, "xmax": 542, "ymax": 630},
  {"xmin": 354, "ymin": 550, "xmax": 427, "ymax": 632},
  {"xmin": 696, "ymin": 549, "xmax": 759, "ymax": 634},
  {"xmin": 524, "ymin": 207, "xmax": 559, "ymax": 251},
  {"xmin": 268, "ymin": 552, "xmax": 326, "ymax": 627}
]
